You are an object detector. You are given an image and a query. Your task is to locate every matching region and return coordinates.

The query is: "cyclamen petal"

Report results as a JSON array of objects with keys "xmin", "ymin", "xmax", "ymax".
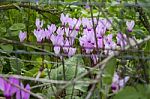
[
  {"xmin": 16, "ymin": 83, "xmax": 30, "ymax": 99},
  {"xmin": 126, "ymin": 20, "xmax": 135, "ymax": 32},
  {"xmin": 111, "ymin": 72, "xmax": 129, "ymax": 93},
  {"xmin": 75, "ymin": 19, "xmax": 81, "ymax": 31},
  {"xmin": 22, "ymin": 84, "xmax": 30, "ymax": 99},
  {"xmin": 47, "ymin": 24, "xmax": 56, "ymax": 34},
  {"xmin": 57, "ymin": 27, "xmax": 64, "ymax": 36},
  {"xmin": 34, "ymin": 29, "xmax": 44, "ymax": 42},
  {"xmin": 111, "ymin": 82, "xmax": 119, "ymax": 93},
  {"xmin": 36, "ymin": 18, "xmax": 43, "ymax": 29},
  {"xmin": 119, "ymin": 76, "xmax": 130, "ymax": 88},
  {"xmin": 63, "ymin": 39, "xmax": 70, "ymax": 53},
  {"xmin": 24, "ymin": 84, "xmax": 30, "ymax": 99},
  {"xmin": 44, "ymin": 29, "xmax": 51, "ymax": 39},
  {"xmin": 0, "ymin": 77, "xmax": 19, "ymax": 97},
  {"xmin": 97, "ymin": 37, "xmax": 103, "ymax": 48},
  {"xmin": 60, "ymin": 13, "xmax": 69, "ymax": 25},
  {"xmin": 19, "ymin": 31, "xmax": 27, "ymax": 42},
  {"xmin": 82, "ymin": 18, "xmax": 89, "ymax": 28},
  {"xmin": 9, "ymin": 77, "xmax": 19, "ymax": 95},
  {"xmin": 0, "ymin": 77, "xmax": 4, "ymax": 91},
  {"xmin": 116, "ymin": 33, "xmax": 127, "ymax": 49},
  {"xmin": 68, "ymin": 18, "xmax": 76, "ymax": 29},
  {"xmin": 112, "ymin": 72, "xmax": 119, "ymax": 82},
  {"xmin": 68, "ymin": 47, "xmax": 76, "ymax": 57},
  {"xmin": 54, "ymin": 46, "xmax": 60, "ymax": 55}
]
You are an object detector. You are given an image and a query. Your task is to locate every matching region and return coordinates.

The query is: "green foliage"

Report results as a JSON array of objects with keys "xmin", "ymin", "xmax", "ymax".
[
  {"xmin": 0, "ymin": 0, "xmax": 150, "ymax": 98},
  {"xmin": 103, "ymin": 58, "xmax": 116, "ymax": 85},
  {"xmin": 0, "ymin": 44, "xmax": 13, "ymax": 51},
  {"xmin": 50, "ymin": 55, "xmax": 86, "ymax": 80},
  {"xmin": 9, "ymin": 57, "xmax": 24, "ymax": 74},
  {"xmin": 9, "ymin": 23, "xmax": 25, "ymax": 31},
  {"xmin": 113, "ymin": 84, "xmax": 150, "ymax": 99}
]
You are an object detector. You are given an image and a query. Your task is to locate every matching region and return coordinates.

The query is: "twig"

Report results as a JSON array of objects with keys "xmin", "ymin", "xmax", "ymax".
[
  {"xmin": 0, "ymin": 3, "xmax": 60, "ymax": 15},
  {"xmin": 0, "ymin": 74, "xmax": 97, "ymax": 84}
]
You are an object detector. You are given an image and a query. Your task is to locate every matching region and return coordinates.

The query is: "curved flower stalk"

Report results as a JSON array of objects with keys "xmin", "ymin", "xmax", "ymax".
[
  {"xmin": 126, "ymin": 20, "xmax": 135, "ymax": 32},
  {"xmin": 19, "ymin": 31, "xmax": 27, "ymax": 42},
  {"xmin": 111, "ymin": 72, "xmax": 129, "ymax": 93}
]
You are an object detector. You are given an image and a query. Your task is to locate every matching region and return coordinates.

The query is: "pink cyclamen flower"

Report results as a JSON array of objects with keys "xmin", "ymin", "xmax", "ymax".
[
  {"xmin": 85, "ymin": 4, "xmax": 90, "ymax": 10},
  {"xmin": 79, "ymin": 29, "xmax": 95, "ymax": 53},
  {"xmin": 51, "ymin": 33, "xmax": 64, "ymax": 55},
  {"xmin": 116, "ymin": 32, "xmax": 127, "ymax": 49},
  {"xmin": 104, "ymin": 34, "xmax": 116, "ymax": 55},
  {"xmin": 16, "ymin": 83, "xmax": 30, "ymax": 99},
  {"xmin": 33, "ymin": 29, "xmax": 45, "ymax": 42},
  {"xmin": 111, "ymin": 72, "xmax": 129, "ymax": 93},
  {"xmin": 36, "ymin": 18, "xmax": 43, "ymax": 30},
  {"xmin": 19, "ymin": 31, "xmax": 27, "ymax": 42},
  {"xmin": 82, "ymin": 18, "xmax": 92, "ymax": 30},
  {"xmin": 0, "ymin": 77, "xmax": 19, "ymax": 99},
  {"xmin": 60, "ymin": 13, "xmax": 69, "ymax": 26},
  {"xmin": 126, "ymin": 20, "xmax": 135, "ymax": 32},
  {"xmin": 45, "ymin": 24, "xmax": 56, "ymax": 40},
  {"xmin": 68, "ymin": 47, "xmax": 76, "ymax": 57},
  {"xmin": 63, "ymin": 39, "xmax": 76, "ymax": 57}
]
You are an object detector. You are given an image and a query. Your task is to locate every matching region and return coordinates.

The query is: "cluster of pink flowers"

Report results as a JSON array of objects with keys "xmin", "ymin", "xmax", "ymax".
[
  {"xmin": 0, "ymin": 77, "xmax": 30, "ymax": 99},
  {"xmin": 18, "ymin": 13, "xmax": 135, "ymax": 94},
  {"xmin": 18, "ymin": 13, "xmax": 135, "ymax": 60}
]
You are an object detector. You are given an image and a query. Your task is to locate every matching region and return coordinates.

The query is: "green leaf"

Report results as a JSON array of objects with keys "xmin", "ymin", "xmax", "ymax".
[
  {"xmin": 103, "ymin": 58, "xmax": 116, "ymax": 85},
  {"xmin": 9, "ymin": 23, "xmax": 25, "ymax": 31},
  {"xmin": 9, "ymin": 57, "xmax": 24, "ymax": 74},
  {"xmin": 0, "ymin": 44, "xmax": 13, "ymax": 51},
  {"xmin": 24, "ymin": 67, "xmax": 39, "ymax": 77},
  {"xmin": 144, "ymin": 40, "xmax": 150, "ymax": 51},
  {"xmin": 50, "ymin": 55, "xmax": 86, "ymax": 80},
  {"xmin": 0, "ymin": 26, "xmax": 6, "ymax": 33},
  {"xmin": 113, "ymin": 87, "xmax": 141, "ymax": 99}
]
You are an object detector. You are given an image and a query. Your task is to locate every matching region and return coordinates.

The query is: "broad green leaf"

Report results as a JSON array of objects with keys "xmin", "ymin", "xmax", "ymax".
[
  {"xmin": 50, "ymin": 55, "xmax": 86, "ymax": 80},
  {"xmin": 0, "ymin": 44, "xmax": 13, "ymax": 51},
  {"xmin": 0, "ymin": 26, "xmax": 6, "ymax": 33},
  {"xmin": 113, "ymin": 87, "xmax": 141, "ymax": 99},
  {"xmin": 24, "ymin": 67, "xmax": 39, "ymax": 77},
  {"xmin": 144, "ymin": 40, "xmax": 150, "ymax": 51},
  {"xmin": 103, "ymin": 58, "xmax": 116, "ymax": 85},
  {"xmin": 9, "ymin": 23, "xmax": 25, "ymax": 31},
  {"xmin": 9, "ymin": 57, "xmax": 24, "ymax": 74}
]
